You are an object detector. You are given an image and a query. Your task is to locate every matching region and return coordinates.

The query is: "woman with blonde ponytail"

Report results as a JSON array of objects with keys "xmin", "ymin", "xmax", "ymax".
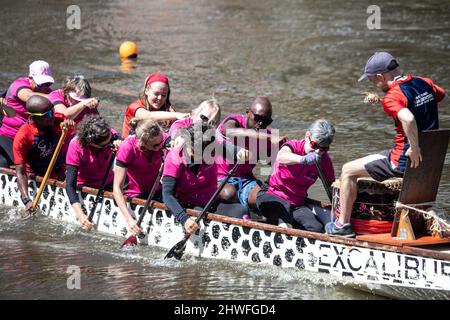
[
  {"xmin": 191, "ymin": 99, "xmax": 221, "ymax": 127},
  {"xmin": 113, "ymin": 118, "xmax": 169, "ymax": 236},
  {"xmin": 168, "ymin": 99, "xmax": 221, "ymax": 147}
]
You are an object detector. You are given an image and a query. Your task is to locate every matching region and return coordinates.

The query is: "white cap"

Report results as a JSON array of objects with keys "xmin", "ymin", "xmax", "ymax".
[{"xmin": 29, "ymin": 60, "xmax": 54, "ymax": 85}]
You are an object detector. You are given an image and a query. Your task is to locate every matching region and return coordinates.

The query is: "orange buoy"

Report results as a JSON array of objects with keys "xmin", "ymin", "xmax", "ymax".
[{"xmin": 119, "ymin": 41, "xmax": 138, "ymax": 59}]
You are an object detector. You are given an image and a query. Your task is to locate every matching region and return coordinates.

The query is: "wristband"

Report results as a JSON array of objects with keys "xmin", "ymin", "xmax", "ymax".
[{"xmin": 21, "ymin": 196, "xmax": 31, "ymax": 205}]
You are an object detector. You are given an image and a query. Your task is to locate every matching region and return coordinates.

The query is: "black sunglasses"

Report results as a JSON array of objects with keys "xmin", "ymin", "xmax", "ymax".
[
  {"xmin": 251, "ymin": 111, "xmax": 273, "ymax": 126},
  {"xmin": 200, "ymin": 114, "xmax": 209, "ymax": 122},
  {"xmin": 91, "ymin": 135, "xmax": 113, "ymax": 148},
  {"xmin": 37, "ymin": 82, "xmax": 52, "ymax": 89},
  {"xmin": 310, "ymin": 140, "xmax": 330, "ymax": 151}
]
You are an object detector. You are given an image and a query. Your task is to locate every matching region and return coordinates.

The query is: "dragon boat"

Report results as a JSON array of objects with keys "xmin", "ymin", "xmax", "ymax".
[{"xmin": 0, "ymin": 129, "xmax": 449, "ymax": 299}]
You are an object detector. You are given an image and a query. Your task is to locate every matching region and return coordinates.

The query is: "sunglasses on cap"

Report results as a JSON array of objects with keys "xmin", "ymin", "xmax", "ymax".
[
  {"xmin": 251, "ymin": 111, "xmax": 273, "ymax": 126},
  {"xmin": 27, "ymin": 109, "xmax": 54, "ymax": 118},
  {"xmin": 310, "ymin": 140, "xmax": 329, "ymax": 151}
]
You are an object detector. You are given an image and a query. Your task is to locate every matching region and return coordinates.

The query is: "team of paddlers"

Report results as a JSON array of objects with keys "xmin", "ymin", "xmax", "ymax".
[{"xmin": 0, "ymin": 51, "xmax": 447, "ymax": 238}]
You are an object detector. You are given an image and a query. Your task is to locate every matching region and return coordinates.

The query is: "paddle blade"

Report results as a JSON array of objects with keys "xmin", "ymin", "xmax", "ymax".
[
  {"xmin": 120, "ymin": 235, "xmax": 138, "ymax": 249},
  {"xmin": 18, "ymin": 206, "xmax": 40, "ymax": 220},
  {"xmin": 164, "ymin": 239, "xmax": 187, "ymax": 260},
  {"xmin": 0, "ymin": 103, "xmax": 16, "ymax": 118}
]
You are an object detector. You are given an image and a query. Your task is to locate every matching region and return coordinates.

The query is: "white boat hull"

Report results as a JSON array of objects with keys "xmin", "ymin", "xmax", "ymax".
[{"xmin": 1, "ymin": 171, "xmax": 449, "ymax": 298}]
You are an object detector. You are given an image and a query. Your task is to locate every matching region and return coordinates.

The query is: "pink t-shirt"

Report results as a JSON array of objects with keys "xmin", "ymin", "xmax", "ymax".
[
  {"xmin": 65, "ymin": 130, "xmax": 116, "ymax": 188},
  {"xmin": 163, "ymin": 145, "xmax": 217, "ymax": 206},
  {"xmin": 215, "ymin": 114, "xmax": 271, "ymax": 179},
  {"xmin": 169, "ymin": 117, "xmax": 193, "ymax": 138},
  {"xmin": 49, "ymin": 89, "xmax": 99, "ymax": 155},
  {"xmin": 116, "ymin": 133, "xmax": 168, "ymax": 198},
  {"xmin": 267, "ymin": 139, "xmax": 335, "ymax": 206},
  {"xmin": 0, "ymin": 77, "xmax": 52, "ymax": 139},
  {"xmin": 48, "ymin": 89, "xmax": 98, "ymax": 124}
]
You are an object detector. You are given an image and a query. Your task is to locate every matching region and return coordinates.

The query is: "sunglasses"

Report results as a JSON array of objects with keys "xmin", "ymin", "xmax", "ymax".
[
  {"xmin": 27, "ymin": 109, "xmax": 54, "ymax": 118},
  {"xmin": 36, "ymin": 82, "xmax": 52, "ymax": 89},
  {"xmin": 310, "ymin": 140, "xmax": 329, "ymax": 151},
  {"xmin": 91, "ymin": 135, "xmax": 113, "ymax": 149},
  {"xmin": 200, "ymin": 114, "xmax": 209, "ymax": 122},
  {"xmin": 251, "ymin": 111, "xmax": 273, "ymax": 126}
]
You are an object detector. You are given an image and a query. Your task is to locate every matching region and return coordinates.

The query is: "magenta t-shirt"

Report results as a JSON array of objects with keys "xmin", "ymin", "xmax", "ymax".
[
  {"xmin": 116, "ymin": 133, "xmax": 168, "ymax": 198},
  {"xmin": 48, "ymin": 89, "xmax": 98, "ymax": 124},
  {"xmin": 169, "ymin": 117, "xmax": 193, "ymax": 138},
  {"xmin": 49, "ymin": 89, "xmax": 99, "ymax": 155},
  {"xmin": 215, "ymin": 114, "xmax": 270, "ymax": 179},
  {"xmin": 0, "ymin": 77, "xmax": 52, "ymax": 139},
  {"xmin": 163, "ymin": 145, "xmax": 217, "ymax": 206},
  {"xmin": 267, "ymin": 139, "xmax": 335, "ymax": 206},
  {"xmin": 65, "ymin": 130, "xmax": 116, "ymax": 188}
]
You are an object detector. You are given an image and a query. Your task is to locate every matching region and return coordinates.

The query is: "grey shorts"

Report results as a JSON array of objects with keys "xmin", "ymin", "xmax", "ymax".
[{"xmin": 362, "ymin": 150, "xmax": 403, "ymax": 182}]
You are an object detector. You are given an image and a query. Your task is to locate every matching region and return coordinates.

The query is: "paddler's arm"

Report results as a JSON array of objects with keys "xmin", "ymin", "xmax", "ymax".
[
  {"xmin": 277, "ymin": 145, "xmax": 320, "ymax": 165},
  {"xmin": 225, "ymin": 128, "xmax": 287, "ymax": 147},
  {"xmin": 222, "ymin": 119, "xmax": 286, "ymax": 146},
  {"xmin": 223, "ymin": 127, "xmax": 271, "ymax": 140},
  {"xmin": 53, "ymin": 98, "xmax": 99, "ymax": 120},
  {"xmin": 162, "ymin": 176, "xmax": 198, "ymax": 235},
  {"xmin": 17, "ymin": 88, "xmax": 49, "ymax": 102},
  {"xmin": 398, "ymin": 108, "xmax": 422, "ymax": 169},
  {"xmin": 277, "ymin": 145, "xmax": 298, "ymax": 164},
  {"xmin": 66, "ymin": 165, "xmax": 94, "ymax": 230},
  {"xmin": 15, "ymin": 164, "xmax": 32, "ymax": 211},
  {"xmin": 134, "ymin": 108, "xmax": 189, "ymax": 123},
  {"xmin": 220, "ymin": 119, "xmax": 262, "ymax": 139},
  {"xmin": 13, "ymin": 133, "xmax": 33, "ymax": 211},
  {"xmin": 112, "ymin": 163, "xmax": 142, "ymax": 236}
]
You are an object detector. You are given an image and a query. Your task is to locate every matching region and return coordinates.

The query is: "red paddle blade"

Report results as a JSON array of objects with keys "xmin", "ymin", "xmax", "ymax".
[{"xmin": 120, "ymin": 235, "xmax": 138, "ymax": 249}]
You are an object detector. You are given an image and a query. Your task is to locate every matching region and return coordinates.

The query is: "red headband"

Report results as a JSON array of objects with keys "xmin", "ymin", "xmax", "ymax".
[{"xmin": 144, "ymin": 73, "xmax": 169, "ymax": 87}]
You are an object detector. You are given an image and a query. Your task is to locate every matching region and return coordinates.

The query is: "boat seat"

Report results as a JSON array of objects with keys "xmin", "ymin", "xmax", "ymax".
[{"xmin": 332, "ymin": 177, "xmax": 403, "ymax": 196}]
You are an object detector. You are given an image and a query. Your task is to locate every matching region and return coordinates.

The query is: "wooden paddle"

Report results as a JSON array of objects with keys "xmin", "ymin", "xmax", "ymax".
[
  {"xmin": 24, "ymin": 126, "xmax": 68, "ymax": 216},
  {"xmin": 87, "ymin": 150, "xmax": 116, "ymax": 222},
  {"xmin": 314, "ymin": 156, "xmax": 335, "ymax": 225},
  {"xmin": 314, "ymin": 156, "xmax": 332, "ymax": 203},
  {"xmin": 120, "ymin": 161, "xmax": 164, "ymax": 249},
  {"xmin": 165, "ymin": 161, "xmax": 240, "ymax": 260}
]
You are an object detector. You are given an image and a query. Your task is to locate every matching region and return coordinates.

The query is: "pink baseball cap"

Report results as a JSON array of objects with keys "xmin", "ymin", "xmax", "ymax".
[{"xmin": 29, "ymin": 60, "xmax": 55, "ymax": 85}]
